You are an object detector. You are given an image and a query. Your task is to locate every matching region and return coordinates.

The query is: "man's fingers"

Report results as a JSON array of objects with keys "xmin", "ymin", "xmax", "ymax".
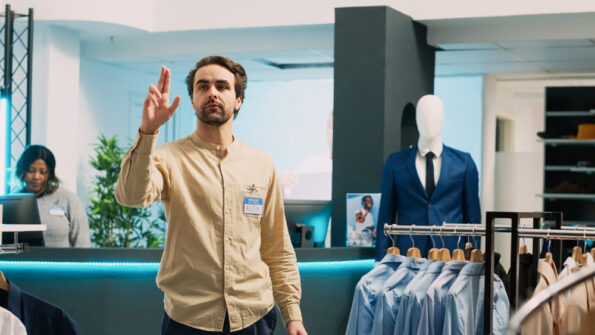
[
  {"xmin": 162, "ymin": 67, "xmax": 171, "ymax": 95},
  {"xmin": 156, "ymin": 66, "xmax": 166, "ymax": 93},
  {"xmin": 169, "ymin": 96, "xmax": 181, "ymax": 114},
  {"xmin": 148, "ymin": 85, "xmax": 163, "ymax": 101}
]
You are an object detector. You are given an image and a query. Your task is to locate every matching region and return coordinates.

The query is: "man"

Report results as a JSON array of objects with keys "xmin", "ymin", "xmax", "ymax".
[{"xmin": 115, "ymin": 56, "xmax": 307, "ymax": 335}]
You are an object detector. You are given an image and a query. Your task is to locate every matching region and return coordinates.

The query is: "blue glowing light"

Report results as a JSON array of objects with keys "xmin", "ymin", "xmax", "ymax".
[
  {"xmin": 0, "ymin": 259, "xmax": 375, "ymax": 274},
  {"xmin": 0, "ymin": 96, "xmax": 8, "ymax": 195}
]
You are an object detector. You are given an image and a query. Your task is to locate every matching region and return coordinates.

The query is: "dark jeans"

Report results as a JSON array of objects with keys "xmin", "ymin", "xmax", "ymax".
[{"xmin": 161, "ymin": 308, "xmax": 277, "ymax": 335}]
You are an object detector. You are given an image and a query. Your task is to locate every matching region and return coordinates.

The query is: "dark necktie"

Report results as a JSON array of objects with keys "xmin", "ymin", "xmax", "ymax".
[{"xmin": 425, "ymin": 151, "xmax": 435, "ymax": 198}]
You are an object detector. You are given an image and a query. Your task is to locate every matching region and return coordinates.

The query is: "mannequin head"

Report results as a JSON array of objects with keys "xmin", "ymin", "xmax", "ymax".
[{"xmin": 416, "ymin": 95, "xmax": 444, "ymax": 139}]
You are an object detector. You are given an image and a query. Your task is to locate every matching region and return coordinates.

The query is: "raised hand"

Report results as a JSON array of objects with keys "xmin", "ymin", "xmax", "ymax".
[{"xmin": 140, "ymin": 66, "xmax": 182, "ymax": 135}]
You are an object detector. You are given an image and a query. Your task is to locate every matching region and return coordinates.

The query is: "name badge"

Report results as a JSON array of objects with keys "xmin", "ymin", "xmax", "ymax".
[
  {"xmin": 49, "ymin": 206, "xmax": 65, "ymax": 216},
  {"xmin": 243, "ymin": 197, "xmax": 263, "ymax": 216}
]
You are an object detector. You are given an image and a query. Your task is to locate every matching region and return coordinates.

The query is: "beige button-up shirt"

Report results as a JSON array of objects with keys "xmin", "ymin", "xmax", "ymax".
[
  {"xmin": 522, "ymin": 259, "xmax": 565, "ymax": 335},
  {"xmin": 115, "ymin": 132, "xmax": 302, "ymax": 331}
]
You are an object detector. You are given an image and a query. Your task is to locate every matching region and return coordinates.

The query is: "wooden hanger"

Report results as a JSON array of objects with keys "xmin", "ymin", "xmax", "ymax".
[
  {"xmin": 519, "ymin": 244, "xmax": 529, "ymax": 254},
  {"xmin": 0, "ymin": 271, "xmax": 9, "ymax": 292},
  {"xmin": 387, "ymin": 246, "xmax": 401, "ymax": 255},
  {"xmin": 544, "ymin": 252, "xmax": 553, "ymax": 264},
  {"xmin": 406, "ymin": 225, "xmax": 421, "ymax": 258},
  {"xmin": 427, "ymin": 248, "xmax": 439, "ymax": 260},
  {"xmin": 439, "ymin": 248, "xmax": 451, "ymax": 261},
  {"xmin": 470, "ymin": 249, "xmax": 483, "ymax": 263},
  {"xmin": 591, "ymin": 247, "xmax": 595, "ymax": 259},
  {"xmin": 572, "ymin": 246, "xmax": 583, "ymax": 263},
  {"xmin": 465, "ymin": 241, "xmax": 473, "ymax": 250},
  {"xmin": 387, "ymin": 232, "xmax": 400, "ymax": 255},
  {"xmin": 407, "ymin": 247, "xmax": 421, "ymax": 258},
  {"xmin": 452, "ymin": 248, "xmax": 465, "ymax": 261}
]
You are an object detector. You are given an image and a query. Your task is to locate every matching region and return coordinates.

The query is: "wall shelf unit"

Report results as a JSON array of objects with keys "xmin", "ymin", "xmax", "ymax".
[{"xmin": 542, "ymin": 87, "xmax": 595, "ymax": 234}]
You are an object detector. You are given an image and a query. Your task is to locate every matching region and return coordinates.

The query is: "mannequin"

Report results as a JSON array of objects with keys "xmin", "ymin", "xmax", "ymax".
[
  {"xmin": 415, "ymin": 95, "xmax": 444, "ymax": 191},
  {"xmin": 374, "ymin": 94, "xmax": 481, "ymax": 260}
]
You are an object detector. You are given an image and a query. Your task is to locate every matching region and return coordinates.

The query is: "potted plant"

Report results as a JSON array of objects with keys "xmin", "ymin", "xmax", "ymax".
[{"xmin": 87, "ymin": 134, "xmax": 165, "ymax": 248}]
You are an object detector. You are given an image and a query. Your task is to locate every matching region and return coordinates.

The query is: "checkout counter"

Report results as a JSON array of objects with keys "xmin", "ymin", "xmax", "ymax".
[{"xmin": 0, "ymin": 246, "xmax": 374, "ymax": 335}]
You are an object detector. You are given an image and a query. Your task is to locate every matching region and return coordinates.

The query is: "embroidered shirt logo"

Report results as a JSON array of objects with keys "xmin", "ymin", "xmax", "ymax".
[{"xmin": 246, "ymin": 184, "xmax": 257, "ymax": 194}]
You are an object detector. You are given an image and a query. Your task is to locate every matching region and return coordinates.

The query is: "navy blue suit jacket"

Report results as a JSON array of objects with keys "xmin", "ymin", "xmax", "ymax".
[{"xmin": 375, "ymin": 145, "xmax": 481, "ymax": 260}]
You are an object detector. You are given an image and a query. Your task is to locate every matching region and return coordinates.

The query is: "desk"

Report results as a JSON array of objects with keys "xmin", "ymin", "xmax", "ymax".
[{"xmin": 0, "ymin": 247, "xmax": 374, "ymax": 335}]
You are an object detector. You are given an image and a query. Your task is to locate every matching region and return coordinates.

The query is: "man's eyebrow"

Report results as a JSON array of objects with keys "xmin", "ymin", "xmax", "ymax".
[{"xmin": 195, "ymin": 79, "xmax": 231, "ymax": 85}]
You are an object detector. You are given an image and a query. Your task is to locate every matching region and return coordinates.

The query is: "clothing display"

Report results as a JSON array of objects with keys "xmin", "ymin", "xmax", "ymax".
[
  {"xmin": 521, "ymin": 254, "xmax": 595, "ymax": 335},
  {"xmin": 395, "ymin": 259, "xmax": 445, "ymax": 335},
  {"xmin": 418, "ymin": 260, "xmax": 468, "ymax": 334},
  {"xmin": 115, "ymin": 132, "xmax": 301, "ymax": 332},
  {"xmin": 442, "ymin": 262, "xmax": 509, "ymax": 335},
  {"xmin": 0, "ymin": 281, "xmax": 82, "ymax": 335},
  {"xmin": 347, "ymin": 255, "xmax": 509, "ymax": 335},
  {"xmin": 504, "ymin": 253, "xmax": 536, "ymax": 303},
  {"xmin": 345, "ymin": 253, "xmax": 407, "ymax": 335},
  {"xmin": 371, "ymin": 257, "xmax": 426, "ymax": 335},
  {"xmin": 36, "ymin": 187, "xmax": 90, "ymax": 247},
  {"xmin": 375, "ymin": 144, "xmax": 481, "ymax": 260}
]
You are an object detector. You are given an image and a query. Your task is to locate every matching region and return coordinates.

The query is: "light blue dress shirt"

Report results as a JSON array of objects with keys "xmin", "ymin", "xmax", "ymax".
[
  {"xmin": 442, "ymin": 262, "xmax": 510, "ymax": 335},
  {"xmin": 370, "ymin": 257, "xmax": 426, "ymax": 335},
  {"xmin": 395, "ymin": 260, "xmax": 446, "ymax": 335},
  {"xmin": 417, "ymin": 260, "xmax": 467, "ymax": 335},
  {"xmin": 345, "ymin": 253, "xmax": 407, "ymax": 335}
]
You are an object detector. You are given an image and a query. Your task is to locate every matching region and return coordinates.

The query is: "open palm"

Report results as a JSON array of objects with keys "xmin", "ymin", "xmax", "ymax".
[{"xmin": 140, "ymin": 66, "xmax": 181, "ymax": 134}]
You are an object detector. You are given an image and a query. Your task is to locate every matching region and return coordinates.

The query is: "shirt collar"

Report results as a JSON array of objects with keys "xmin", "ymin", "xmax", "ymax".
[
  {"xmin": 191, "ymin": 132, "xmax": 238, "ymax": 157},
  {"xmin": 418, "ymin": 142, "xmax": 443, "ymax": 158},
  {"xmin": 442, "ymin": 260, "xmax": 468, "ymax": 272},
  {"xmin": 378, "ymin": 253, "xmax": 407, "ymax": 265},
  {"xmin": 458, "ymin": 262, "xmax": 484, "ymax": 276},
  {"xmin": 538, "ymin": 259, "xmax": 559, "ymax": 284}
]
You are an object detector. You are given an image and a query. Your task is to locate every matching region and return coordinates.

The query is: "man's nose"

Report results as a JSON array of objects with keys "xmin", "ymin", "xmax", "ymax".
[{"xmin": 208, "ymin": 87, "xmax": 219, "ymax": 99}]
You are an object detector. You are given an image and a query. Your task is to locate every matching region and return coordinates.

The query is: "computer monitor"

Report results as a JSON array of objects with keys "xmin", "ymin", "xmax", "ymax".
[
  {"xmin": 284, "ymin": 200, "xmax": 332, "ymax": 247},
  {"xmin": 0, "ymin": 193, "xmax": 45, "ymax": 246}
]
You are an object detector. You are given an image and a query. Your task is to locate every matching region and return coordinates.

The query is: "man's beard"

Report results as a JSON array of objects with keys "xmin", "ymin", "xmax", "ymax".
[{"xmin": 195, "ymin": 101, "xmax": 233, "ymax": 126}]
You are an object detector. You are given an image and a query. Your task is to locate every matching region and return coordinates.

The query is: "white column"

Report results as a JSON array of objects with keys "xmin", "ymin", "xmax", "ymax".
[{"xmin": 31, "ymin": 24, "xmax": 80, "ymax": 192}]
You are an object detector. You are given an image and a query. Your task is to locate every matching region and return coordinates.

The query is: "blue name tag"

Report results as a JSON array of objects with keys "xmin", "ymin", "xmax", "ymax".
[
  {"xmin": 49, "ymin": 206, "xmax": 65, "ymax": 216},
  {"xmin": 243, "ymin": 197, "xmax": 263, "ymax": 215}
]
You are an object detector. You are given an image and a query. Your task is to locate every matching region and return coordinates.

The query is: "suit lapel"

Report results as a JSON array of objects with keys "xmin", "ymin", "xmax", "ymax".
[{"xmin": 408, "ymin": 146, "xmax": 428, "ymax": 198}]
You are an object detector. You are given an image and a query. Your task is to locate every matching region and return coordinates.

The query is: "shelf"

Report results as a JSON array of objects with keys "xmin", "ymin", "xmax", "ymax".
[
  {"xmin": 538, "ymin": 139, "xmax": 595, "ymax": 145},
  {"xmin": 537, "ymin": 193, "xmax": 595, "ymax": 200},
  {"xmin": 545, "ymin": 166, "xmax": 595, "ymax": 173},
  {"xmin": 546, "ymin": 110, "xmax": 595, "ymax": 117}
]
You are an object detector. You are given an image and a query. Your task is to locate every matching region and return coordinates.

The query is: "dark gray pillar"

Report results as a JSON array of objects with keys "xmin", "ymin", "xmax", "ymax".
[{"xmin": 331, "ymin": 6, "xmax": 435, "ymax": 246}]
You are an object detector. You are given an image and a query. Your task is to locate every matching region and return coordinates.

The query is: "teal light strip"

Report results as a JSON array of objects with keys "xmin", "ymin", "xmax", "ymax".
[{"xmin": 0, "ymin": 259, "xmax": 375, "ymax": 273}]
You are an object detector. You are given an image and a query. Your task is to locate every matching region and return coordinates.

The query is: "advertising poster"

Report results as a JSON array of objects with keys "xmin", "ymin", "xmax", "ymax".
[{"xmin": 346, "ymin": 193, "xmax": 381, "ymax": 247}]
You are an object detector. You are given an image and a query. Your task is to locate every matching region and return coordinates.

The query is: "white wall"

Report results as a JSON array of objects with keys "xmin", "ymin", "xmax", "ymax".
[
  {"xmin": 76, "ymin": 58, "xmax": 190, "ymax": 205},
  {"xmin": 435, "ymin": 76, "xmax": 484, "ymax": 178}
]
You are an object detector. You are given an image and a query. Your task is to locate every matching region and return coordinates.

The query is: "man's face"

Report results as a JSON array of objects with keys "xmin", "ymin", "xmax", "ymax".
[
  {"xmin": 192, "ymin": 64, "xmax": 242, "ymax": 126},
  {"xmin": 364, "ymin": 197, "xmax": 372, "ymax": 209}
]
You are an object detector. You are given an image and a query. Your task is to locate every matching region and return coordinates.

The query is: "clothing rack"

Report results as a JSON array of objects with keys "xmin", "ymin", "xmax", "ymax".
[{"xmin": 384, "ymin": 211, "xmax": 595, "ymax": 335}]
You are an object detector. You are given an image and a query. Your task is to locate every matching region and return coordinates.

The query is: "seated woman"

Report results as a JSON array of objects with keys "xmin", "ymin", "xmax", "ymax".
[{"xmin": 15, "ymin": 145, "xmax": 90, "ymax": 247}]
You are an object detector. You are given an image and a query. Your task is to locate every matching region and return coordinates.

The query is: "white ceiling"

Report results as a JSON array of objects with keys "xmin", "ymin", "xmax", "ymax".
[{"xmin": 67, "ymin": 12, "xmax": 595, "ymax": 81}]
